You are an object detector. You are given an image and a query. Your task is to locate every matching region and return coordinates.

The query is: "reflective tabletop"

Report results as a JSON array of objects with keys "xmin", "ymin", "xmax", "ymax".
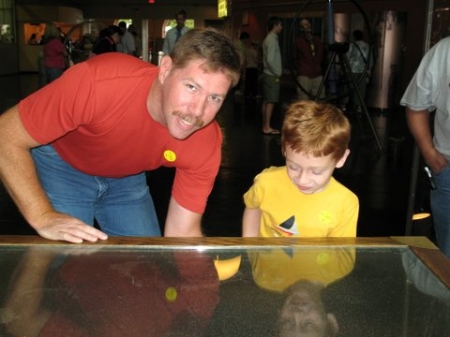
[{"xmin": 0, "ymin": 236, "xmax": 449, "ymax": 337}]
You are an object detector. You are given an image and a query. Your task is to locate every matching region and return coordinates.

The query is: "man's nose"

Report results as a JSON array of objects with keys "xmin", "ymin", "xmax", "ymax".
[{"xmin": 189, "ymin": 97, "xmax": 207, "ymax": 117}]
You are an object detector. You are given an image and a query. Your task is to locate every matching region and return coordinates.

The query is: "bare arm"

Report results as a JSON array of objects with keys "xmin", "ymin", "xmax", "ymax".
[
  {"xmin": 406, "ymin": 107, "xmax": 449, "ymax": 173},
  {"xmin": 0, "ymin": 106, "xmax": 107, "ymax": 243},
  {"xmin": 164, "ymin": 196, "xmax": 203, "ymax": 237},
  {"xmin": 3, "ymin": 249, "xmax": 56, "ymax": 337},
  {"xmin": 242, "ymin": 207, "xmax": 261, "ymax": 237}
]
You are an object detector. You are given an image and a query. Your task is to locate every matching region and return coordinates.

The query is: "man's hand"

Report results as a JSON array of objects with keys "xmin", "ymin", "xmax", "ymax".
[{"xmin": 34, "ymin": 211, "xmax": 108, "ymax": 243}]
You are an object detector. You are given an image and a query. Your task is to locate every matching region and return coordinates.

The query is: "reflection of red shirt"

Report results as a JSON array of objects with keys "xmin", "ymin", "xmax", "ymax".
[
  {"xmin": 43, "ymin": 38, "xmax": 66, "ymax": 69},
  {"xmin": 295, "ymin": 35, "xmax": 324, "ymax": 78},
  {"xmin": 18, "ymin": 54, "xmax": 222, "ymax": 213},
  {"xmin": 39, "ymin": 251, "xmax": 220, "ymax": 336}
]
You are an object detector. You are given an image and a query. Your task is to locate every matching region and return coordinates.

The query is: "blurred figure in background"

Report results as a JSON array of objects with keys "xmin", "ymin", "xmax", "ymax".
[
  {"xmin": 295, "ymin": 18, "xmax": 324, "ymax": 100},
  {"xmin": 163, "ymin": 10, "xmax": 190, "ymax": 56},
  {"xmin": 90, "ymin": 25, "xmax": 122, "ymax": 57},
  {"xmin": 42, "ymin": 23, "xmax": 69, "ymax": 83},
  {"xmin": 118, "ymin": 21, "xmax": 136, "ymax": 56}
]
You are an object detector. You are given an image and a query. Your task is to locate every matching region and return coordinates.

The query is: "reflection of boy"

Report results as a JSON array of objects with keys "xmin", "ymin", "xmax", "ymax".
[
  {"xmin": 249, "ymin": 247, "xmax": 355, "ymax": 337},
  {"xmin": 243, "ymin": 100, "xmax": 358, "ymax": 237}
]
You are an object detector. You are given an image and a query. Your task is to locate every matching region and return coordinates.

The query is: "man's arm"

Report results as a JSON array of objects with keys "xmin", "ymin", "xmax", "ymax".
[
  {"xmin": 405, "ymin": 107, "xmax": 449, "ymax": 173},
  {"xmin": 164, "ymin": 196, "xmax": 203, "ymax": 236},
  {"xmin": 242, "ymin": 207, "xmax": 261, "ymax": 237},
  {"xmin": 0, "ymin": 106, "xmax": 107, "ymax": 243},
  {"xmin": 3, "ymin": 249, "xmax": 56, "ymax": 337}
]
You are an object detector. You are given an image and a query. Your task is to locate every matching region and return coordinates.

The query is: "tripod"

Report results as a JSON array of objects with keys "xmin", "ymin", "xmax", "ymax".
[{"xmin": 317, "ymin": 42, "xmax": 383, "ymax": 151}]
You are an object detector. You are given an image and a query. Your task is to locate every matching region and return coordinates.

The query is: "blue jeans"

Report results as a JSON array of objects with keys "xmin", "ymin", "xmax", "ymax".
[
  {"xmin": 45, "ymin": 67, "xmax": 64, "ymax": 83},
  {"xmin": 31, "ymin": 144, "xmax": 161, "ymax": 237},
  {"xmin": 430, "ymin": 165, "xmax": 450, "ymax": 257}
]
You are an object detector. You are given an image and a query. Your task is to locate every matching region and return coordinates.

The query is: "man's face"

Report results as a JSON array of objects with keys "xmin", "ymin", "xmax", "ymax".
[
  {"xmin": 275, "ymin": 22, "xmax": 284, "ymax": 34},
  {"xmin": 300, "ymin": 19, "xmax": 312, "ymax": 31},
  {"xmin": 158, "ymin": 57, "xmax": 232, "ymax": 140},
  {"xmin": 175, "ymin": 15, "xmax": 186, "ymax": 29}
]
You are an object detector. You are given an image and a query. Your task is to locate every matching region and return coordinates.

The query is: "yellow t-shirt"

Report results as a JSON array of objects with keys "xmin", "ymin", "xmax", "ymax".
[
  {"xmin": 243, "ymin": 166, "xmax": 359, "ymax": 237},
  {"xmin": 249, "ymin": 247, "xmax": 356, "ymax": 292}
]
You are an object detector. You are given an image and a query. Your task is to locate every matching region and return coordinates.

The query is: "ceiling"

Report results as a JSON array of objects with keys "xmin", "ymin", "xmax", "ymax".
[{"xmin": 16, "ymin": 0, "xmax": 217, "ymax": 6}]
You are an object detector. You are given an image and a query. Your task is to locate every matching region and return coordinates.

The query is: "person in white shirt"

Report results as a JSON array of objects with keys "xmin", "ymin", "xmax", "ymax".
[
  {"xmin": 163, "ymin": 10, "xmax": 190, "ymax": 56},
  {"xmin": 118, "ymin": 21, "xmax": 136, "ymax": 56}
]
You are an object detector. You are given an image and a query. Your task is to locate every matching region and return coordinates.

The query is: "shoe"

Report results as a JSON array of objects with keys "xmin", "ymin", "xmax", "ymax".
[{"xmin": 262, "ymin": 129, "xmax": 280, "ymax": 135}]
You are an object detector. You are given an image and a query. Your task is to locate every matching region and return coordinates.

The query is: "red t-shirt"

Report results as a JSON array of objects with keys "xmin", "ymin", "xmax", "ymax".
[
  {"xmin": 38, "ymin": 251, "xmax": 220, "ymax": 336},
  {"xmin": 295, "ymin": 35, "xmax": 324, "ymax": 78},
  {"xmin": 18, "ymin": 53, "xmax": 222, "ymax": 213}
]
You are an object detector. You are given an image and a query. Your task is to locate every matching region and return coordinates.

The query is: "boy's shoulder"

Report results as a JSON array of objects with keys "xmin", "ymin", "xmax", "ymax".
[
  {"xmin": 257, "ymin": 166, "xmax": 286, "ymax": 178},
  {"xmin": 329, "ymin": 178, "xmax": 358, "ymax": 200}
]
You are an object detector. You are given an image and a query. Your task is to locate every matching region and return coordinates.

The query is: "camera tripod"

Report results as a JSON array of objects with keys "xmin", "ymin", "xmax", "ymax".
[
  {"xmin": 289, "ymin": 0, "xmax": 383, "ymax": 152},
  {"xmin": 316, "ymin": 42, "xmax": 383, "ymax": 151}
]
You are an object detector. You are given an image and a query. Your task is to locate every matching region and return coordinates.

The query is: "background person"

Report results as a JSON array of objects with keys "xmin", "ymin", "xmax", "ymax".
[
  {"xmin": 343, "ymin": 29, "xmax": 372, "ymax": 112},
  {"xmin": 0, "ymin": 28, "xmax": 241, "ymax": 243},
  {"xmin": 295, "ymin": 18, "xmax": 325, "ymax": 100},
  {"xmin": 117, "ymin": 21, "xmax": 136, "ymax": 56},
  {"xmin": 163, "ymin": 9, "xmax": 190, "ymax": 56},
  {"xmin": 400, "ymin": 36, "xmax": 450, "ymax": 258},
  {"xmin": 261, "ymin": 16, "xmax": 283, "ymax": 135},
  {"xmin": 90, "ymin": 25, "xmax": 122, "ymax": 57},
  {"xmin": 42, "ymin": 23, "xmax": 69, "ymax": 83}
]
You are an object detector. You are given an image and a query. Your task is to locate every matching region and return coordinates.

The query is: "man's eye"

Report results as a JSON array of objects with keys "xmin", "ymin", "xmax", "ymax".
[
  {"xmin": 186, "ymin": 84, "xmax": 197, "ymax": 92},
  {"xmin": 209, "ymin": 95, "xmax": 222, "ymax": 103}
]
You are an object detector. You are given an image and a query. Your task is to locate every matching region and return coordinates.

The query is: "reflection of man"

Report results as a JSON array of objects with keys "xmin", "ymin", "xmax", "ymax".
[
  {"xmin": 3, "ymin": 249, "xmax": 220, "ymax": 336},
  {"xmin": 163, "ymin": 10, "xmax": 190, "ymax": 56},
  {"xmin": 295, "ymin": 19, "xmax": 324, "ymax": 100}
]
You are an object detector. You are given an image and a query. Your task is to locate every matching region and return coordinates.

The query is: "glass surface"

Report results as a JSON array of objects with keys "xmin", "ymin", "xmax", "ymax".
[{"xmin": 0, "ymin": 244, "xmax": 449, "ymax": 336}]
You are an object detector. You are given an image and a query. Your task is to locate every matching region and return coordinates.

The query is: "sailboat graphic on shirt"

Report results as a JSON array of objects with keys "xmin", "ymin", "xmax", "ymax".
[{"xmin": 272, "ymin": 215, "xmax": 299, "ymax": 237}]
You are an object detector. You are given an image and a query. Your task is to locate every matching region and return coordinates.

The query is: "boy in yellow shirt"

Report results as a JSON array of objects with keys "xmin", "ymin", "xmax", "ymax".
[{"xmin": 243, "ymin": 100, "xmax": 359, "ymax": 237}]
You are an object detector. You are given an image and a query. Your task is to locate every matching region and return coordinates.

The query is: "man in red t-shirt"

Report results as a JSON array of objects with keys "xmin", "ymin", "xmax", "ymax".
[
  {"xmin": 0, "ymin": 28, "xmax": 241, "ymax": 243},
  {"xmin": 295, "ymin": 18, "xmax": 325, "ymax": 100}
]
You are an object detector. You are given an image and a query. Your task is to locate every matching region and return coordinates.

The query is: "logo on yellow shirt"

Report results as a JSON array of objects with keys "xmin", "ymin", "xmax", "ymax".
[{"xmin": 319, "ymin": 210, "xmax": 332, "ymax": 224}]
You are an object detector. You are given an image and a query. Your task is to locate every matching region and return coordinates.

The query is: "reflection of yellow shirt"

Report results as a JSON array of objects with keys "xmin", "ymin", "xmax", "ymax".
[
  {"xmin": 243, "ymin": 166, "xmax": 359, "ymax": 237},
  {"xmin": 249, "ymin": 248, "xmax": 355, "ymax": 292}
]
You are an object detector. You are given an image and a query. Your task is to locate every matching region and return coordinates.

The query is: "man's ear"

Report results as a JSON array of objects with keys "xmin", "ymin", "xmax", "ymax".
[
  {"xmin": 158, "ymin": 56, "xmax": 173, "ymax": 84},
  {"xmin": 335, "ymin": 149, "xmax": 350, "ymax": 169}
]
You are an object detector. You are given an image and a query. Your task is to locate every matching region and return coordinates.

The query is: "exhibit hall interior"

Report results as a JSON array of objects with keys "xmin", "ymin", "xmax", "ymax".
[{"xmin": 1, "ymin": 0, "xmax": 450, "ymax": 334}]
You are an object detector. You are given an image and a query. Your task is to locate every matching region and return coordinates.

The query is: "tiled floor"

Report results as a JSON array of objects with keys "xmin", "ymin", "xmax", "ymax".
[{"xmin": 0, "ymin": 72, "xmax": 434, "ymax": 241}]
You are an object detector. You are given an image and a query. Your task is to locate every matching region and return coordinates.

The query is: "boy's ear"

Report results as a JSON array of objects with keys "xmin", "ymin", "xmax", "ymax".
[{"xmin": 335, "ymin": 149, "xmax": 350, "ymax": 169}]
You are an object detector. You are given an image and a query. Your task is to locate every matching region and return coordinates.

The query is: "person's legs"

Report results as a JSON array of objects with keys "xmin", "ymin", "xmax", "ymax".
[
  {"xmin": 31, "ymin": 144, "xmax": 161, "ymax": 237},
  {"xmin": 32, "ymin": 144, "xmax": 97, "ymax": 225},
  {"xmin": 310, "ymin": 75, "xmax": 325, "ymax": 99},
  {"xmin": 45, "ymin": 67, "xmax": 64, "ymax": 84},
  {"xmin": 296, "ymin": 75, "xmax": 311, "ymax": 100},
  {"xmin": 94, "ymin": 174, "xmax": 161, "ymax": 237},
  {"xmin": 261, "ymin": 73, "xmax": 280, "ymax": 133},
  {"xmin": 262, "ymin": 102, "xmax": 275, "ymax": 133},
  {"xmin": 430, "ymin": 165, "xmax": 450, "ymax": 257}
]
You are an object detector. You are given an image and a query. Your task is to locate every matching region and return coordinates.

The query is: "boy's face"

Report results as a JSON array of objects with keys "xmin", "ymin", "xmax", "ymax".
[{"xmin": 285, "ymin": 146, "xmax": 349, "ymax": 195}]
